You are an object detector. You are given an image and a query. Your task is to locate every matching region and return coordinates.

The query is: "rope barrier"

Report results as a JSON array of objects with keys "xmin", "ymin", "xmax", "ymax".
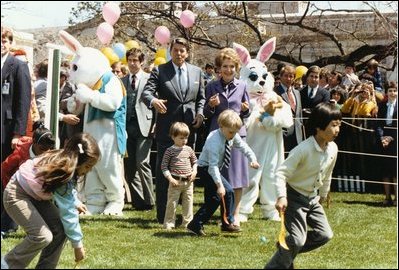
[{"xmin": 331, "ymin": 176, "xmax": 397, "ymax": 186}]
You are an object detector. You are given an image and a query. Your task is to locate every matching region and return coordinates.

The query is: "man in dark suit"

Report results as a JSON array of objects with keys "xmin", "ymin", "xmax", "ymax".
[
  {"xmin": 1, "ymin": 28, "xmax": 32, "ymax": 235},
  {"xmin": 299, "ymin": 65, "xmax": 330, "ymax": 138},
  {"xmin": 141, "ymin": 37, "xmax": 206, "ymax": 223},
  {"xmin": 122, "ymin": 48, "xmax": 155, "ymax": 211},
  {"xmin": 1, "ymin": 28, "xmax": 32, "ymax": 162},
  {"xmin": 274, "ymin": 65, "xmax": 304, "ymax": 152}
]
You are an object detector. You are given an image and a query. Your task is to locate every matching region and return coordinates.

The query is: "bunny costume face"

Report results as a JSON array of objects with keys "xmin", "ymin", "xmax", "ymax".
[
  {"xmin": 59, "ymin": 30, "xmax": 111, "ymax": 88},
  {"xmin": 233, "ymin": 37, "xmax": 276, "ymax": 96}
]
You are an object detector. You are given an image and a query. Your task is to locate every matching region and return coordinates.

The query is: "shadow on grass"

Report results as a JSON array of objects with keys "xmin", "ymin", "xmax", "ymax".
[
  {"xmin": 342, "ymin": 200, "xmax": 388, "ymax": 207},
  {"xmin": 80, "ymin": 216, "xmax": 159, "ymax": 229},
  {"xmin": 153, "ymin": 231, "xmax": 221, "ymax": 238}
]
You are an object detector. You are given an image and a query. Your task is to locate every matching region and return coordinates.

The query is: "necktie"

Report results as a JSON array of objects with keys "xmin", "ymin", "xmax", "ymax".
[
  {"xmin": 287, "ymin": 87, "xmax": 296, "ymax": 112},
  {"xmin": 309, "ymin": 87, "xmax": 314, "ymax": 98},
  {"xmin": 222, "ymin": 140, "xmax": 231, "ymax": 168},
  {"xmin": 178, "ymin": 67, "xmax": 187, "ymax": 96},
  {"xmin": 131, "ymin": 74, "xmax": 136, "ymax": 90}
]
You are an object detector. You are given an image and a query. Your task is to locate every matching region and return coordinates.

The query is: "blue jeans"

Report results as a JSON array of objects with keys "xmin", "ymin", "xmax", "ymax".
[{"xmin": 190, "ymin": 166, "xmax": 235, "ymax": 229}]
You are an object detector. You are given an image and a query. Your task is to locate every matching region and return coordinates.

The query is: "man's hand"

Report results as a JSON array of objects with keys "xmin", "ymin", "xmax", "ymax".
[
  {"xmin": 208, "ymin": 93, "xmax": 220, "ymax": 108},
  {"xmin": 192, "ymin": 114, "xmax": 204, "ymax": 128},
  {"xmin": 63, "ymin": 114, "xmax": 80, "ymax": 125},
  {"xmin": 11, "ymin": 135, "xmax": 21, "ymax": 149},
  {"xmin": 152, "ymin": 98, "xmax": 168, "ymax": 114}
]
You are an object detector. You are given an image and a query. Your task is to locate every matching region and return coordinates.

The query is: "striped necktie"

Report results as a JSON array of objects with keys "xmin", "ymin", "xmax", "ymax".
[{"xmin": 222, "ymin": 140, "xmax": 231, "ymax": 168}]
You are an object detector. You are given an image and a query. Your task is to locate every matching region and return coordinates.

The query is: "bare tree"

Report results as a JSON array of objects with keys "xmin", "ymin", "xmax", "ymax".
[{"xmin": 67, "ymin": 1, "xmax": 397, "ymax": 71}]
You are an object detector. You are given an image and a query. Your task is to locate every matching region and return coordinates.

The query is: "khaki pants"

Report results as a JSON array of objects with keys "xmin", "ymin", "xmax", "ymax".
[
  {"xmin": 163, "ymin": 181, "xmax": 193, "ymax": 228},
  {"xmin": 3, "ymin": 178, "xmax": 66, "ymax": 269}
]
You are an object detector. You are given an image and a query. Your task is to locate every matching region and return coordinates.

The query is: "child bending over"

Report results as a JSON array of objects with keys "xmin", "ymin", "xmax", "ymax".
[{"xmin": 2, "ymin": 133, "xmax": 100, "ymax": 269}]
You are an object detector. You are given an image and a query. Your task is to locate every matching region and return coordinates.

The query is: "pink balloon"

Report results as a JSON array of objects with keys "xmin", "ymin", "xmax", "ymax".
[
  {"xmin": 180, "ymin": 10, "xmax": 195, "ymax": 28},
  {"xmin": 96, "ymin": 22, "xmax": 114, "ymax": 45},
  {"xmin": 102, "ymin": 2, "xmax": 121, "ymax": 25},
  {"xmin": 154, "ymin": 26, "xmax": 170, "ymax": 45}
]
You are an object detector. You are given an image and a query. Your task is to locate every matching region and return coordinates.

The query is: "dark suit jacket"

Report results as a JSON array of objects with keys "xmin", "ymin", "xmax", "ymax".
[
  {"xmin": 275, "ymin": 84, "xmax": 303, "ymax": 147},
  {"xmin": 141, "ymin": 61, "xmax": 205, "ymax": 144},
  {"xmin": 1, "ymin": 54, "xmax": 31, "ymax": 159},
  {"xmin": 300, "ymin": 85, "xmax": 330, "ymax": 110},
  {"xmin": 375, "ymin": 100, "xmax": 397, "ymax": 139},
  {"xmin": 122, "ymin": 71, "xmax": 154, "ymax": 137}
]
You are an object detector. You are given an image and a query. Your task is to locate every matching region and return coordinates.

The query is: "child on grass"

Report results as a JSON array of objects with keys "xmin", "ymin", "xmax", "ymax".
[
  {"xmin": 1, "ymin": 121, "xmax": 55, "ymax": 237},
  {"xmin": 161, "ymin": 122, "xmax": 197, "ymax": 229},
  {"xmin": 2, "ymin": 133, "xmax": 100, "ymax": 269},
  {"xmin": 265, "ymin": 102, "xmax": 342, "ymax": 269},
  {"xmin": 187, "ymin": 109, "xmax": 259, "ymax": 236}
]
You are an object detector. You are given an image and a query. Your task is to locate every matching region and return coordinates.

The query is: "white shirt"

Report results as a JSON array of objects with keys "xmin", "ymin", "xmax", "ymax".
[
  {"xmin": 307, "ymin": 86, "xmax": 318, "ymax": 99},
  {"xmin": 276, "ymin": 136, "xmax": 338, "ymax": 199},
  {"xmin": 386, "ymin": 99, "xmax": 396, "ymax": 125}
]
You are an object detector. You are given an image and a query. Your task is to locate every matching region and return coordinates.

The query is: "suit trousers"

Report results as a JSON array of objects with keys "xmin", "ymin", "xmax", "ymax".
[
  {"xmin": 265, "ymin": 185, "xmax": 333, "ymax": 269},
  {"xmin": 190, "ymin": 166, "xmax": 235, "ymax": 229},
  {"xmin": 3, "ymin": 178, "xmax": 66, "ymax": 269},
  {"xmin": 124, "ymin": 119, "xmax": 155, "ymax": 209}
]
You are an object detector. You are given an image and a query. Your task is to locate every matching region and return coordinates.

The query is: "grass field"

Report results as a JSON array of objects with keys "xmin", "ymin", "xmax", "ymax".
[{"xmin": 1, "ymin": 190, "xmax": 397, "ymax": 269}]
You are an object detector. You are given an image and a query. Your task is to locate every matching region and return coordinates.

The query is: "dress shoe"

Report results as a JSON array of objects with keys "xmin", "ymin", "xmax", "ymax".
[
  {"xmin": 221, "ymin": 223, "xmax": 241, "ymax": 233},
  {"xmin": 187, "ymin": 222, "xmax": 206, "ymax": 236}
]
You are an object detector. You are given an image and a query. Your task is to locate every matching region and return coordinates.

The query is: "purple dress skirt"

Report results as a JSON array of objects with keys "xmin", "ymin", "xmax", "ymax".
[{"xmin": 221, "ymin": 136, "xmax": 249, "ymax": 189}]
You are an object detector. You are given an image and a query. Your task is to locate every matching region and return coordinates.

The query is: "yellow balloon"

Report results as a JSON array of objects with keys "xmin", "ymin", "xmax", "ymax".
[
  {"xmin": 101, "ymin": 47, "xmax": 119, "ymax": 65},
  {"xmin": 295, "ymin": 65, "xmax": 308, "ymax": 80},
  {"xmin": 124, "ymin": 40, "xmax": 140, "ymax": 51},
  {"xmin": 154, "ymin": 57, "xmax": 166, "ymax": 67},
  {"xmin": 121, "ymin": 55, "xmax": 127, "ymax": 65},
  {"xmin": 155, "ymin": 48, "xmax": 167, "ymax": 59}
]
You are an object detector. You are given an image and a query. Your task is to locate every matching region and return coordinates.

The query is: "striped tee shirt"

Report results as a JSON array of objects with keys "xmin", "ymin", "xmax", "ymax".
[{"xmin": 161, "ymin": 145, "xmax": 197, "ymax": 177}]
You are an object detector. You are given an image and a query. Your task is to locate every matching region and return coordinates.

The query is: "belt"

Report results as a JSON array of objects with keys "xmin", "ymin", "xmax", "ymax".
[{"xmin": 172, "ymin": 175, "xmax": 191, "ymax": 181}]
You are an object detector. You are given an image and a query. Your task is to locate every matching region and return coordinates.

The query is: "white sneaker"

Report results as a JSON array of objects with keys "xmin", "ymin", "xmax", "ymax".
[{"xmin": 1, "ymin": 256, "xmax": 8, "ymax": 269}]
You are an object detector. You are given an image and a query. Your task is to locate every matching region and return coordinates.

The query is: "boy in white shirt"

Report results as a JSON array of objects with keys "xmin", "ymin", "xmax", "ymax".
[{"xmin": 265, "ymin": 102, "xmax": 342, "ymax": 269}]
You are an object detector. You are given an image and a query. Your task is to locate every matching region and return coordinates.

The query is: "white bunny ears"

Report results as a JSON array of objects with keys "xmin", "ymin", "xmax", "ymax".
[
  {"xmin": 59, "ymin": 30, "xmax": 83, "ymax": 55},
  {"xmin": 233, "ymin": 37, "xmax": 276, "ymax": 65}
]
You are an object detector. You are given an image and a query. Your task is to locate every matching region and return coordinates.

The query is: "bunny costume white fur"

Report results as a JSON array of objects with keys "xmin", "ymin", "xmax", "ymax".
[
  {"xmin": 233, "ymin": 38, "xmax": 293, "ymax": 221},
  {"xmin": 59, "ymin": 30, "xmax": 126, "ymax": 215}
]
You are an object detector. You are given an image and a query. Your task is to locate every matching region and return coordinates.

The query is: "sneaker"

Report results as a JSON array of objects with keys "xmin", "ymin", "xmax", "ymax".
[
  {"xmin": 187, "ymin": 222, "xmax": 206, "ymax": 236},
  {"xmin": 221, "ymin": 224, "xmax": 241, "ymax": 233}
]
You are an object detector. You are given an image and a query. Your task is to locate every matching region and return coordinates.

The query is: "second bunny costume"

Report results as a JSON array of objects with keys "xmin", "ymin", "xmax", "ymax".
[
  {"xmin": 233, "ymin": 38, "xmax": 293, "ymax": 221},
  {"xmin": 59, "ymin": 30, "xmax": 127, "ymax": 215}
]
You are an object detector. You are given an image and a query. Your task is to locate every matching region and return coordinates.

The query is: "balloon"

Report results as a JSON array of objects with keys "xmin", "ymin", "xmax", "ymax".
[
  {"xmin": 155, "ymin": 48, "xmax": 167, "ymax": 59},
  {"xmin": 112, "ymin": 42, "xmax": 126, "ymax": 59},
  {"xmin": 154, "ymin": 26, "xmax": 170, "ymax": 45},
  {"xmin": 101, "ymin": 47, "xmax": 119, "ymax": 65},
  {"xmin": 124, "ymin": 40, "xmax": 140, "ymax": 51},
  {"xmin": 180, "ymin": 10, "xmax": 195, "ymax": 28},
  {"xmin": 154, "ymin": 57, "xmax": 166, "ymax": 67},
  {"xmin": 96, "ymin": 22, "xmax": 114, "ymax": 45},
  {"xmin": 295, "ymin": 65, "xmax": 308, "ymax": 80},
  {"xmin": 121, "ymin": 55, "xmax": 127, "ymax": 65},
  {"xmin": 102, "ymin": 2, "xmax": 121, "ymax": 25}
]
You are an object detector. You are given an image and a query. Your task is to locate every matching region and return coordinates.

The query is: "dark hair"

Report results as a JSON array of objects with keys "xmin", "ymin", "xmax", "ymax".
[
  {"xmin": 205, "ymin": 63, "xmax": 214, "ymax": 69},
  {"xmin": 126, "ymin": 48, "xmax": 145, "ymax": 63},
  {"xmin": 307, "ymin": 102, "xmax": 342, "ymax": 136},
  {"xmin": 170, "ymin": 37, "xmax": 190, "ymax": 52},
  {"xmin": 36, "ymin": 59, "xmax": 48, "ymax": 78},
  {"xmin": 38, "ymin": 133, "xmax": 100, "ymax": 193},
  {"xmin": 32, "ymin": 121, "xmax": 55, "ymax": 151},
  {"xmin": 2, "ymin": 29, "xmax": 13, "ymax": 43}
]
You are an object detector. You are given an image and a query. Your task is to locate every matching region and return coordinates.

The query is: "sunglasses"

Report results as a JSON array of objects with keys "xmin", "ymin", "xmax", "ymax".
[{"xmin": 248, "ymin": 72, "xmax": 268, "ymax": 82}]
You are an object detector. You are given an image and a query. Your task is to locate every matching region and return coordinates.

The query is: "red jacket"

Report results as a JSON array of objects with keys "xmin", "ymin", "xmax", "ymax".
[{"xmin": 1, "ymin": 136, "xmax": 33, "ymax": 190}]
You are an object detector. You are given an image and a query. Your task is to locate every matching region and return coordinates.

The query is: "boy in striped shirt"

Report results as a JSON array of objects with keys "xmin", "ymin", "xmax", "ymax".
[{"xmin": 161, "ymin": 122, "xmax": 197, "ymax": 230}]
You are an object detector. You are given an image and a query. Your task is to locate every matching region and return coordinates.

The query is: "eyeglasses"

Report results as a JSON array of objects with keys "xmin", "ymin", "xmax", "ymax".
[{"xmin": 248, "ymin": 72, "xmax": 268, "ymax": 82}]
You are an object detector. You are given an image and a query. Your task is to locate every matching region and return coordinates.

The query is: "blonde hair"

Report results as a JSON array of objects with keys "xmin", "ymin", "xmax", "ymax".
[
  {"xmin": 169, "ymin": 122, "xmax": 190, "ymax": 138},
  {"xmin": 37, "ymin": 133, "xmax": 100, "ymax": 193},
  {"xmin": 215, "ymin": 48, "xmax": 240, "ymax": 71},
  {"xmin": 217, "ymin": 109, "xmax": 242, "ymax": 130}
]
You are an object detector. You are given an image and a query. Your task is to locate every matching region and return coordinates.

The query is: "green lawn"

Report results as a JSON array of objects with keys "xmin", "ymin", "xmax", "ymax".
[{"xmin": 1, "ymin": 190, "xmax": 397, "ymax": 269}]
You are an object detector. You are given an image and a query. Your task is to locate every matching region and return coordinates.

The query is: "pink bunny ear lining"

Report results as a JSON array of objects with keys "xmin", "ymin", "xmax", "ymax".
[
  {"xmin": 59, "ymin": 30, "xmax": 81, "ymax": 53},
  {"xmin": 257, "ymin": 37, "xmax": 276, "ymax": 63},
  {"xmin": 233, "ymin": 43, "xmax": 250, "ymax": 66}
]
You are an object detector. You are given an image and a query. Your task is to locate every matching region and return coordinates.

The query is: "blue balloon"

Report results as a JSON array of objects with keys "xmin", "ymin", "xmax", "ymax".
[{"xmin": 112, "ymin": 43, "xmax": 126, "ymax": 59}]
